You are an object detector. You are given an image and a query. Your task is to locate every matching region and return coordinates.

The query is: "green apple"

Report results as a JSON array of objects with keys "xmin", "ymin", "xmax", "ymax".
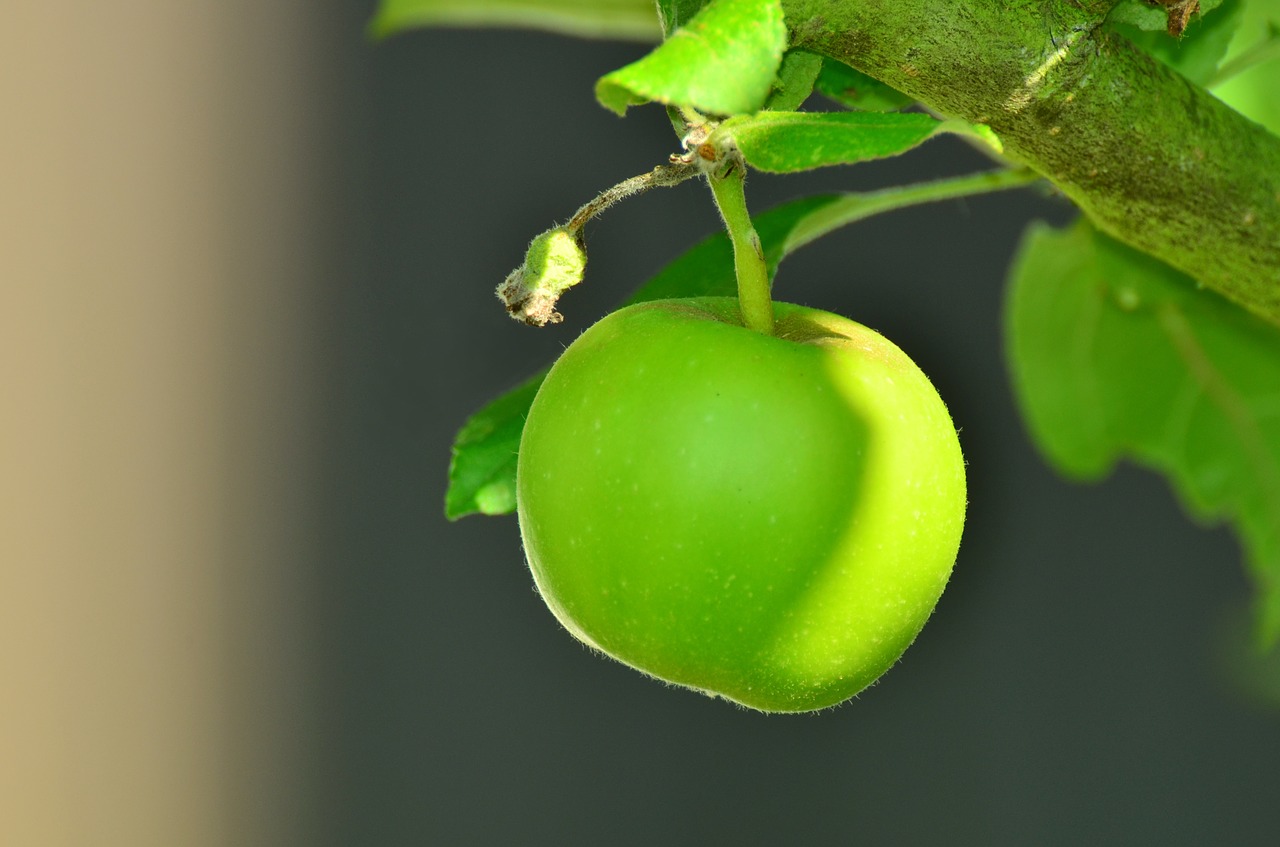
[{"xmin": 516, "ymin": 297, "xmax": 966, "ymax": 712}]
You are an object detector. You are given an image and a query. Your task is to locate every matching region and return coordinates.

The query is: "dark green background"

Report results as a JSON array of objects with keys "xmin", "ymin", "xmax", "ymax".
[{"xmin": 311, "ymin": 9, "xmax": 1280, "ymax": 843}]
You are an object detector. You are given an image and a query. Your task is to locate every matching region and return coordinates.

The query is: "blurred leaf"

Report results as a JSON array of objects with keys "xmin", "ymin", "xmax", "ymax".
[
  {"xmin": 445, "ymin": 195, "xmax": 837, "ymax": 519},
  {"xmin": 1109, "ymin": 0, "xmax": 1225, "ymax": 31},
  {"xmin": 716, "ymin": 111, "xmax": 997, "ymax": 174},
  {"xmin": 814, "ymin": 59, "xmax": 915, "ymax": 112},
  {"xmin": 1006, "ymin": 218, "xmax": 1280, "ymax": 645},
  {"xmin": 1112, "ymin": 0, "xmax": 1243, "ymax": 84},
  {"xmin": 1219, "ymin": 600, "xmax": 1280, "ymax": 709},
  {"xmin": 764, "ymin": 50, "xmax": 824, "ymax": 112},
  {"xmin": 596, "ymin": 0, "xmax": 786, "ymax": 116},
  {"xmin": 369, "ymin": 0, "xmax": 661, "ymax": 40},
  {"xmin": 1212, "ymin": 0, "xmax": 1280, "ymax": 134}
]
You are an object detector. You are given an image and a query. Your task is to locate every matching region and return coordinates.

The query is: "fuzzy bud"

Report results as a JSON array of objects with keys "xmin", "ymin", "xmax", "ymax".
[{"xmin": 496, "ymin": 227, "xmax": 587, "ymax": 327}]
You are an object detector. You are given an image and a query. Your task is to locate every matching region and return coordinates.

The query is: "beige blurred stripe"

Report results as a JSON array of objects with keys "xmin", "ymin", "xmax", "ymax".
[{"xmin": 1, "ymin": 4, "xmax": 325, "ymax": 845}]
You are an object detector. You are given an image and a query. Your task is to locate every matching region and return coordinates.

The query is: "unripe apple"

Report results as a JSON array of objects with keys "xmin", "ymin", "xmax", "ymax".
[{"xmin": 516, "ymin": 297, "xmax": 965, "ymax": 712}]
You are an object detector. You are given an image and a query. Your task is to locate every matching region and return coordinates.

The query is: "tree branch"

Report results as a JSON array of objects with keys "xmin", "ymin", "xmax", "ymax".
[{"xmin": 785, "ymin": 0, "xmax": 1280, "ymax": 324}]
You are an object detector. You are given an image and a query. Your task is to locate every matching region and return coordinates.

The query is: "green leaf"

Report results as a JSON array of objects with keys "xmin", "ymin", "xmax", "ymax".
[
  {"xmin": 1109, "ymin": 0, "xmax": 1225, "ymax": 31},
  {"xmin": 369, "ymin": 0, "xmax": 661, "ymax": 40},
  {"xmin": 1006, "ymin": 218, "xmax": 1280, "ymax": 646},
  {"xmin": 763, "ymin": 50, "xmax": 824, "ymax": 112},
  {"xmin": 814, "ymin": 59, "xmax": 915, "ymax": 112},
  {"xmin": 1111, "ymin": 0, "xmax": 1243, "ymax": 85},
  {"xmin": 715, "ymin": 111, "xmax": 997, "ymax": 174},
  {"xmin": 595, "ymin": 0, "xmax": 786, "ymax": 116},
  {"xmin": 445, "ymin": 374, "xmax": 543, "ymax": 520},
  {"xmin": 1212, "ymin": 0, "xmax": 1280, "ymax": 134},
  {"xmin": 657, "ymin": 0, "xmax": 710, "ymax": 37}
]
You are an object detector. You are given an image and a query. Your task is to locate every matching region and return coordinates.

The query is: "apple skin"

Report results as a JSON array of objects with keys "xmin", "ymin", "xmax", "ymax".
[{"xmin": 516, "ymin": 297, "xmax": 965, "ymax": 712}]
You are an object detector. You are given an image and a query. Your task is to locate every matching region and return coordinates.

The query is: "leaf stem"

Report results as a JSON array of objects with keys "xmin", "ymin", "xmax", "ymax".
[
  {"xmin": 708, "ymin": 162, "xmax": 774, "ymax": 335},
  {"xmin": 1207, "ymin": 24, "xmax": 1280, "ymax": 89},
  {"xmin": 781, "ymin": 167, "xmax": 1043, "ymax": 258}
]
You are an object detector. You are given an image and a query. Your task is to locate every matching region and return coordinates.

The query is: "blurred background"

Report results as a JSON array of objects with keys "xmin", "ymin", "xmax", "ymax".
[{"xmin": 3, "ymin": 3, "xmax": 1279, "ymax": 845}]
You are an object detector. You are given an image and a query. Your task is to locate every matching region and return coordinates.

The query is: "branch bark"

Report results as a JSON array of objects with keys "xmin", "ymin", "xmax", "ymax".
[{"xmin": 784, "ymin": 0, "xmax": 1280, "ymax": 324}]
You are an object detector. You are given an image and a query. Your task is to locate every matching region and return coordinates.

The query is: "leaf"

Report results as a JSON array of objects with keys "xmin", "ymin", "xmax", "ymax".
[
  {"xmin": 369, "ymin": 0, "xmax": 661, "ymax": 41},
  {"xmin": 595, "ymin": 0, "xmax": 786, "ymax": 116},
  {"xmin": 1006, "ymin": 218, "xmax": 1280, "ymax": 646},
  {"xmin": 1109, "ymin": 0, "xmax": 1225, "ymax": 31},
  {"xmin": 657, "ymin": 0, "xmax": 710, "ymax": 37},
  {"xmin": 814, "ymin": 59, "xmax": 915, "ymax": 112},
  {"xmin": 1219, "ymin": 600, "xmax": 1280, "ymax": 709},
  {"xmin": 1212, "ymin": 0, "xmax": 1280, "ymax": 134},
  {"xmin": 445, "ymin": 195, "xmax": 838, "ymax": 519},
  {"xmin": 763, "ymin": 50, "xmax": 824, "ymax": 112},
  {"xmin": 445, "ymin": 374, "xmax": 543, "ymax": 520},
  {"xmin": 715, "ymin": 111, "xmax": 997, "ymax": 174},
  {"xmin": 1111, "ymin": 0, "xmax": 1243, "ymax": 85}
]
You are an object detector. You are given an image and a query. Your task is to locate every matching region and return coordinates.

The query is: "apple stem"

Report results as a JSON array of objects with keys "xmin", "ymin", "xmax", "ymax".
[{"xmin": 708, "ymin": 161, "xmax": 774, "ymax": 335}]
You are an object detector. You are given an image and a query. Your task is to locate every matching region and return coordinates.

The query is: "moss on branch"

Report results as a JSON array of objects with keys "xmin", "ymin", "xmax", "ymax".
[{"xmin": 784, "ymin": 0, "xmax": 1280, "ymax": 324}]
